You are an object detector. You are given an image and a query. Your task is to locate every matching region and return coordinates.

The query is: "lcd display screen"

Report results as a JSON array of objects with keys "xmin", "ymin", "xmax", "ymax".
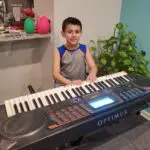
[{"xmin": 88, "ymin": 96, "xmax": 114, "ymax": 109}]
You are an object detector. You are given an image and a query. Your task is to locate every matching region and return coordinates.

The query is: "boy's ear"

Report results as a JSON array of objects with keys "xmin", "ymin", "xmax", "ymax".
[{"xmin": 61, "ymin": 31, "xmax": 65, "ymax": 37}]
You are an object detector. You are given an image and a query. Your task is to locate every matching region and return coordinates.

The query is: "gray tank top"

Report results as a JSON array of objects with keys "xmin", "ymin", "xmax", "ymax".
[{"xmin": 55, "ymin": 44, "xmax": 87, "ymax": 85}]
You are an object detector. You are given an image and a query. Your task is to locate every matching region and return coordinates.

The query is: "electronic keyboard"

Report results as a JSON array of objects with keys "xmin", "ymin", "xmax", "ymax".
[
  {"xmin": 5, "ymin": 71, "xmax": 133, "ymax": 117},
  {"xmin": 0, "ymin": 71, "xmax": 149, "ymax": 150}
]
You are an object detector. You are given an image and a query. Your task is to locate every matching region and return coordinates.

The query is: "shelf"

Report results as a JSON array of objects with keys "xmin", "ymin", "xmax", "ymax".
[{"xmin": 0, "ymin": 33, "xmax": 51, "ymax": 42}]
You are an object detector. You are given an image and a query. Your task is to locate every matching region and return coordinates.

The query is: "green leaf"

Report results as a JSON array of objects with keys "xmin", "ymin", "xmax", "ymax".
[
  {"xmin": 119, "ymin": 51, "xmax": 127, "ymax": 58},
  {"xmin": 116, "ymin": 22, "xmax": 123, "ymax": 30},
  {"xmin": 111, "ymin": 60, "xmax": 116, "ymax": 67},
  {"xmin": 90, "ymin": 46, "xmax": 96, "ymax": 52},
  {"xmin": 128, "ymin": 67, "xmax": 134, "ymax": 72},
  {"xmin": 123, "ymin": 59, "xmax": 131, "ymax": 65},
  {"xmin": 100, "ymin": 58, "xmax": 107, "ymax": 65},
  {"xmin": 121, "ymin": 38, "xmax": 130, "ymax": 44},
  {"xmin": 89, "ymin": 40, "xmax": 95, "ymax": 45}
]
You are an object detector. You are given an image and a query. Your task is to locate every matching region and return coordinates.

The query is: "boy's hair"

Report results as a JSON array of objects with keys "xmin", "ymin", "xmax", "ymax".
[{"xmin": 62, "ymin": 17, "xmax": 82, "ymax": 32}]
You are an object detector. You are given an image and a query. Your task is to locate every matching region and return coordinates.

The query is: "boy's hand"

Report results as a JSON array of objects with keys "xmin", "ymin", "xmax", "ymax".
[
  {"xmin": 71, "ymin": 80, "xmax": 83, "ymax": 85},
  {"xmin": 86, "ymin": 72, "xmax": 96, "ymax": 82}
]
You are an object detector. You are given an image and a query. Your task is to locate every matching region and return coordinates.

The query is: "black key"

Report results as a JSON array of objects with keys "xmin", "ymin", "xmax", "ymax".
[
  {"xmin": 114, "ymin": 77, "xmax": 122, "ymax": 84},
  {"xmin": 75, "ymin": 87, "xmax": 83, "ymax": 96},
  {"xmin": 124, "ymin": 75, "xmax": 132, "ymax": 81},
  {"xmin": 25, "ymin": 101, "xmax": 30, "ymax": 111},
  {"xmin": 106, "ymin": 79, "xmax": 114, "ymax": 86},
  {"xmin": 33, "ymin": 99, "xmax": 38, "ymax": 108},
  {"xmin": 61, "ymin": 91, "xmax": 68, "ymax": 99},
  {"xmin": 19, "ymin": 103, "xmax": 24, "ymax": 112},
  {"xmin": 38, "ymin": 98, "xmax": 44, "ymax": 107},
  {"xmin": 45, "ymin": 96, "xmax": 51, "ymax": 105},
  {"xmin": 65, "ymin": 90, "xmax": 73, "ymax": 99},
  {"xmin": 116, "ymin": 77, "xmax": 124, "ymax": 84},
  {"xmin": 120, "ymin": 76, "xmax": 127, "ymax": 83},
  {"xmin": 14, "ymin": 104, "xmax": 18, "ymax": 114},
  {"xmin": 97, "ymin": 82, "xmax": 105, "ymax": 88},
  {"xmin": 109, "ymin": 79, "xmax": 117, "ymax": 86},
  {"xmin": 101, "ymin": 81, "xmax": 109, "ymax": 88},
  {"xmin": 85, "ymin": 85, "xmax": 93, "ymax": 92},
  {"xmin": 50, "ymin": 94, "xmax": 56, "ymax": 103},
  {"xmin": 72, "ymin": 88, "xmax": 80, "ymax": 97},
  {"xmin": 94, "ymin": 82, "xmax": 102, "ymax": 90},
  {"xmin": 79, "ymin": 87, "xmax": 87, "ymax": 94},
  {"xmin": 89, "ymin": 84, "xmax": 97, "ymax": 92},
  {"xmin": 54, "ymin": 93, "xmax": 61, "ymax": 102}
]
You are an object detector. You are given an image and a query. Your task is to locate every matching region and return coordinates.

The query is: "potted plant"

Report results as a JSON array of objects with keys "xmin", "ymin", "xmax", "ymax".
[{"xmin": 89, "ymin": 22, "xmax": 150, "ymax": 77}]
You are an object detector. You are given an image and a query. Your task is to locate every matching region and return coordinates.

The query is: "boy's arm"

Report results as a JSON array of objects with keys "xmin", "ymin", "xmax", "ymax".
[
  {"xmin": 53, "ymin": 49, "xmax": 72, "ymax": 85},
  {"xmin": 86, "ymin": 48, "xmax": 98, "ymax": 82}
]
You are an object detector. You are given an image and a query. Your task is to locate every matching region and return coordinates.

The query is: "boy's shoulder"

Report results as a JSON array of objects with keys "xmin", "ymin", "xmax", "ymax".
[{"xmin": 57, "ymin": 43, "xmax": 87, "ymax": 57}]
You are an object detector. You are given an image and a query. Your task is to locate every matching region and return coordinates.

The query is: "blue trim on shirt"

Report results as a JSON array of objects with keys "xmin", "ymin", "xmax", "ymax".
[{"xmin": 57, "ymin": 43, "xmax": 87, "ymax": 58}]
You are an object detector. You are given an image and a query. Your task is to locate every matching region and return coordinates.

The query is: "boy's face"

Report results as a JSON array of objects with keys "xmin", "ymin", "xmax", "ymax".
[{"xmin": 62, "ymin": 24, "xmax": 82, "ymax": 46}]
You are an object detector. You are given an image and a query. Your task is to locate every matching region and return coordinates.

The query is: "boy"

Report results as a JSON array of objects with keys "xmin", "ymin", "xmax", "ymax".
[{"xmin": 53, "ymin": 17, "xmax": 97, "ymax": 87}]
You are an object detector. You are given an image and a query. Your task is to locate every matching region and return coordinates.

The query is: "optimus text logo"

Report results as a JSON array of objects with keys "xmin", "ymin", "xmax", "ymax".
[{"xmin": 97, "ymin": 110, "xmax": 128, "ymax": 127}]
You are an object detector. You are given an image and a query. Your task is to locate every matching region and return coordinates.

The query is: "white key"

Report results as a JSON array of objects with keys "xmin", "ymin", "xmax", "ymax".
[
  {"xmin": 111, "ymin": 78, "xmax": 119, "ymax": 85},
  {"xmin": 14, "ymin": 98, "xmax": 22, "ymax": 113},
  {"xmin": 81, "ymin": 82, "xmax": 90, "ymax": 93},
  {"xmin": 67, "ymin": 86, "xmax": 76, "ymax": 98},
  {"xmin": 23, "ymin": 95, "xmax": 33, "ymax": 111},
  {"xmin": 46, "ymin": 90, "xmax": 55, "ymax": 104},
  {"xmin": 27, "ymin": 94, "xmax": 36, "ymax": 110},
  {"xmin": 50, "ymin": 90, "xmax": 59, "ymax": 103},
  {"xmin": 37, "ymin": 92, "xmax": 48, "ymax": 106},
  {"xmin": 90, "ymin": 83, "xmax": 100, "ymax": 91},
  {"xmin": 32, "ymin": 94, "xmax": 41, "ymax": 108},
  {"xmin": 122, "ymin": 75, "xmax": 130, "ymax": 82},
  {"xmin": 10, "ymin": 99, "xmax": 16, "ymax": 116},
  {"xmin": 19, "ymin": 96, "xmax": 28, "ymax": 112},
  {"xmin": 5, "ymin": 100, "xmax": 13, "ymax": 117},
  {"xmin": 56, "ymin": 87, "xmax": 66, "ymax": 101}
]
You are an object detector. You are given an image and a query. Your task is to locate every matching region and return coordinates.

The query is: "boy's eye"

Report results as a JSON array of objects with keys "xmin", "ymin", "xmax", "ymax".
[{"xmin": 67, "ymin": 30, "xmax": 80, "ymax": 34}]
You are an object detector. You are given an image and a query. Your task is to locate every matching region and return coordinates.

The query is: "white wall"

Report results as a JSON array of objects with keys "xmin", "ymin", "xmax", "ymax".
[{"xmin": 54, "ymin": 0, "xmax": 122, "ymax": 46}]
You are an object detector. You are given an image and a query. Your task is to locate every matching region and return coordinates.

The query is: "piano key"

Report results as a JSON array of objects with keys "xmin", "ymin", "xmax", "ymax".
[
  {"xmin": 44, "ymin": 90, "xmax": 54, "ymax": 105},
  {"xmin": 71, "ymin": 88, "xmax": 80, "ymax": 97},
  {"xmin": 79, "ymin": 86, "xmax": 87, "ymax": 94},
  {"xmin": 46, "ymin": 90, "xmax": 55, "ymax": 104},
  {"xmin": 10, "ymin": 99, "xmax": 16, "ymax": 116},
  {"xmin": 65, "ymin": 90, "xmax": 73, "ymax": 99},
  {"xmin": 50, "ymin": 94, "xmax": 57, "ymax": 103},
  {"xmin": 94, "ymin": 82, "xmax": 102, "ymax": 90},
  {"xmin": 37, "ymin": 92, "xmax": 48, "ymax": 106},
  {"xmin": 122, "ymin": 75, "xmax": 130, "ymax": 82},
  {"xmin": 19, "ymin": 97, "xmax": 28, "ymax": 112},
  {"xmin": 109, "ymin": 78, "xmax": 119, "ymax": 85},
  {"xmin": 31, "ymin": 94, "xmax": 41, "ymax": 108},
  {"xmin": 90, "ymin": 83, "xmax": 100, "ymax": 91},
  {"xmin": 103, "ymin": 80, "xmax": 111, "ymax": 87},
  {"xmin": 106, "ymin": 79, "xmax": 115, "ymax": 86},
  {"xmin": 19, "ymin": 103, "xmax": 24, "ymax": 112},
  {"xmin": 119, "ymin": 76, "xmax": 127, "ymax": 83},
  {"xmin": 61, "ymin": 91, "xmax": 69, "ymax": 100},
  {"xmin": 75, "ymin": 87, "xmax": 84, "ymax": 96},
  {"xmin": 14, "ymin": 98, "xmax": 22, "ymax": 113},
  {"xmin": 24, "ymin": 101, "xmax": 30, "ymax": 111},
  {"xmin": 85, "ymin": 85, "xmax": 93, "ymax": 92},
  {"xmin": 14, "ymin": 104, "xmax": 18, "ymax": 114},
  {"xmin": 66, "ymin": 86, "xmax": 76, "ymax": 98},
  {"xmin": 26, "ymin": 95, "xmax": 36, "ymax": 110},
  {"xmin": 5, "ymin": 100, "xmax": 13, "ymax": 117},
  {"xmin": 88, "ymin": 84, "xmax": 97, "ymax": 92},
  {"xmin": 81, "ymin": 84, "xmax": 90, "ymax": 93},
  {"xmin": 54, "ymin": 93, "xmax": 61, "ymax": 102},
  {"xmin": 55, "ymin": 87, "xmax": 66, "ymax": 101}
]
